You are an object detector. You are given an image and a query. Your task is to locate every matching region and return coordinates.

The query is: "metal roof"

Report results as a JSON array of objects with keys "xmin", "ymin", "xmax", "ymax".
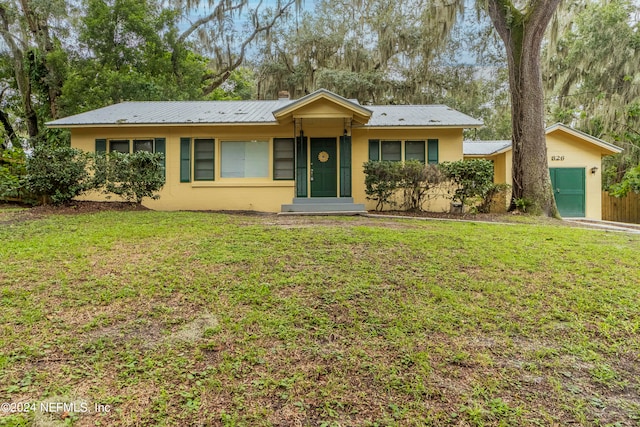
[
  {"xmin": 365, "ymin": 105, "xmax": 483, "ymax": 127},
  {"xmin": 46, "ymin": 90, "xmax": 483, "ymax": 128},
  {"xmin": 46, "ymin": 100, "xmax": 293, "ymax": 126},
  {"xmin": 463, "ymin": 140, "xmax": 512, "ymax": 156}
]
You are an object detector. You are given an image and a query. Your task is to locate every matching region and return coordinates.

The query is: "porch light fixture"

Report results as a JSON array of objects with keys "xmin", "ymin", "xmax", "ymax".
[{"xmin": 591, "ymin": 166, "xmax": 598, "ymax": 174}]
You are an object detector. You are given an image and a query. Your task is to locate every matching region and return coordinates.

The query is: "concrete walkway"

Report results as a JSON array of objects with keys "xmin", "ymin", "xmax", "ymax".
[{"xmin": 563, "ymin": 218, "xmax": 640, "ymax": 234}]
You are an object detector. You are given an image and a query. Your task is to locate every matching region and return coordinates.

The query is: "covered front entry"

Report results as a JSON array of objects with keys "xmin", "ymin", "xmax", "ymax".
[
  {"xmin": 550, "ymin": 167, "xmax": 586, "ymax": 217},
  {"xmin": 310, "ymin": 138, "xmax": 337, "ymax": 197},
  {"xmin": 273, "ymin": 89, "xmax": 368, "ymax": 212}
]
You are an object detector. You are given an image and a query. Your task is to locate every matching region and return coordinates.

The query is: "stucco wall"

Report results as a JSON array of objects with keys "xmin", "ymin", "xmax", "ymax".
[
  {"xmin": 70, "ymin": 124, "xmax": 465, "ymax": 213},
  {"xmin": 352, "ymin": 127, "xmax": 463, "ymax": 212},
  {"xmin": 71, "ymin": 126, "xmax": 297, "ymax": 212}
]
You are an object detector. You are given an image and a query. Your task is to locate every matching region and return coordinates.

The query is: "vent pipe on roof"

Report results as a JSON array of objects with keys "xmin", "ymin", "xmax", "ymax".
[{"xmin": 278, "ymin": 90, "xmax": 290, "ymax": 100}]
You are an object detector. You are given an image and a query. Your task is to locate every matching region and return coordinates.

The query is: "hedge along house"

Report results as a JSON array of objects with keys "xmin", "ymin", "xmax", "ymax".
[
  {"xmin": 464, "ymin": 123, "xmax": 622, "ymax": 219},
  {"xmin": 47, "ymin": 89, "xmax": 483, "ymax": 213}
]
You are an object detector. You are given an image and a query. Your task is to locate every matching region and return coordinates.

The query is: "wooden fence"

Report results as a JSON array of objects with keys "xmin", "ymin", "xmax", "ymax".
[{"xmin": 602, "ymin": 191, "xmax": 640, "ymax": 224}]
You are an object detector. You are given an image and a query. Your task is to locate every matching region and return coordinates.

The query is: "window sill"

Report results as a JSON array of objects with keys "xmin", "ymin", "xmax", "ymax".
[{"xmin": 191, "ymin": 181, "xmax": 295, "ymax": 188}]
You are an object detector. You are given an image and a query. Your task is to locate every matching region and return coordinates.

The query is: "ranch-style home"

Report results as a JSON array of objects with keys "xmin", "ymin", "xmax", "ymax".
[
  {"xmin": 46, "ymin": 89, "xmax": 482, "ymax": 213},
  {"xmin": 47, "ymin": 89, "xmax": 621, "ymax": 218},
  {"xmin": 464, "ymin": 123, "xmax": 622, "ymax": 220}
]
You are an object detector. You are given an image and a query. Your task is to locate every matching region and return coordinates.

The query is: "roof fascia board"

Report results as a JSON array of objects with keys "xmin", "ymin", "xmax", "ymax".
[
  {"xmin": 47, "ymin": 122, "xmax": 282, "ymax": 129},
  {"xmin": 546, "ymin": 123, "xmax": 623, "ymax": 154},
  {"xmin": 361, "ymin": 125, "xmax": 483, "ymax": 130}
]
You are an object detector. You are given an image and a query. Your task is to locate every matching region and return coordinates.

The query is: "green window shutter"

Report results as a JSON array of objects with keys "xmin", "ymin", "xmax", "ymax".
[
  {"xmin": 296, "ymin": 136, "xmax": 308, "ymax": 197},
  {"xmin": 95, "ymin": 139, "xmax": 107, "ymax": 153},
  {"xmin": 180, "ymin": 137, "xmax": 191, "ymax": 182},
  {"xmin": 155, "ymin": 138, "xmax": 166, "ymax": 180},
  {"xmin": 340, "ymin": 136, "xmax": 352, "ymax": 197},
  {"xmin": 427, "ymin": 139, "xmax": 439, "ymax": 164},
  {"xmin": 368, "ymin": 139, "xmax": 380, "ymax": 161}
]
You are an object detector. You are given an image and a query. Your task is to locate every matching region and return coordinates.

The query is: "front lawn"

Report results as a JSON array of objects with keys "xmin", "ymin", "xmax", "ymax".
[{"xmin": 0, "ymin": 211, "xmax": 638, "ymax": 426}]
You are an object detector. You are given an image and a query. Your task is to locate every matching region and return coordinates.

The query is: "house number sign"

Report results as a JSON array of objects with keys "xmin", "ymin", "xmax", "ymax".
[
  {"xmin": 318, "ymin": 151, "xmax": 330, "ymax": 162},
  {"xmin": 551, "ymin": 155, "xmax": 565, "ymax": 161}
]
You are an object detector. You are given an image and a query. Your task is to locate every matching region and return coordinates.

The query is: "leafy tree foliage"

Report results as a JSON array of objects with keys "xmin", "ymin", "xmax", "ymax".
[
  {"xmin": 0, "ymin": 0, "xmax": 291, "ymax": 147},
  {"xmin": 609, "ymin": 165, "xmax": 640, "ymax": 197},
  {"xmin": 59, "ymin": 0, "xmax": 209, "ymax": 115},
  {"xmin": 544, "ymin": 0, "xmax": 640, "ymax": 190},
  {"xmin": 0, "ymin": 0, "xmax": 70, "ymax": 140},
  {"xmin": 0, "ymin": 146, "xmax": 27, "ymax": 201},
  {"xmin": 257, "ymin": 0, "xmax": 462, "ymax": 101}
]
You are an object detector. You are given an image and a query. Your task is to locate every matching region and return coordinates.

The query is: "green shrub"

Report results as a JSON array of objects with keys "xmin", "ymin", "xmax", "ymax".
[
  {"xmin": 363, "ymin": 160, "xmax": 402, "ymax": 211},
  {"xmin": 93, "ymin": 151, "xmax": 165, "ymax": 203},
  {"xmin": 399, "ymin": 160, "xmax": 445, "ymax": 211},
  {"xmin": 514, "ymin": 197, "xmax": 533, "ymax": 213},
  {"xmin": 439, "ymin": 159, "xmax": 495, "ymax": 209},
  {"xmin": 364, "ymin": 160, "xmax": 447, "ymax": 211},
  {"xmin": 25, "ymin": 145, "xmax": 91, "ymax": 204}
]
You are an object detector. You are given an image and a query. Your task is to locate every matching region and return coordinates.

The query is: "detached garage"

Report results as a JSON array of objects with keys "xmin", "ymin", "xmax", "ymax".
[{"xmin": 464, "ymin": 123, "xmax": 622, "ymax": 219}]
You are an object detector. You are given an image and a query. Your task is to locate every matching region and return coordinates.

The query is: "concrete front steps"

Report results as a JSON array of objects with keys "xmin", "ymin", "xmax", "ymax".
[{"xmin": 280, "ymin": 197, "xmax": 367, "ymax": 215}]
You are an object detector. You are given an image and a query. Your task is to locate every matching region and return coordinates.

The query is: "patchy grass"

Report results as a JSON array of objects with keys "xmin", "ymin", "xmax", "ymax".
[{"xmin": 0, "ymin": 211, "xmax": 639, "ymax": 426}]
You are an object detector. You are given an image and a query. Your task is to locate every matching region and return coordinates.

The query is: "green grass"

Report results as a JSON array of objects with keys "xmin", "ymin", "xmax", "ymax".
[{"xmin": 0, "ymin": 211, "xmax": 639, "ymax": 426}]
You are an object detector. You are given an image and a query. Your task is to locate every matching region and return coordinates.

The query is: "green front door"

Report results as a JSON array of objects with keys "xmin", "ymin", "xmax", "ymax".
[
  {"xmin": 550, "ymin": 168, "xmax": 586, "ymax": 217},
  {"xmin": 310, "ymin": 138, "xmax": 337, "ymax": 197}
]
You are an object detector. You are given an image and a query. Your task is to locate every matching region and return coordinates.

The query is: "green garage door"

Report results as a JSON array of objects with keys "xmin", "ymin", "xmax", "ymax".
[{"xmin": 550, "ymin": 168, "xmax": 585, "ymax": 217}]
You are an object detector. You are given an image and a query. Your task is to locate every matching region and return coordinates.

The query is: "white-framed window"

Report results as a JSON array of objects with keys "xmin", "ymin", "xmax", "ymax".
[
  {"xmin": 405, "ymin": 140, "xmax": 426, "ymax": 163},
  {"xmin": 107, "ymin": 139, "xmax": 160, "ymax": 154},
  {"xmin": 133, "ymin": 139, "xmax": 154, "ymax": 153},
  {"xmin": 109, "ymin": 139, "xmax": 130, "ymax": 153},
  {"xmin": 381, "ymin": 140, "xmax": 401, "ymax": 161},
  {"xmin": 220, "ymin": 140, "xmax": 269, "ymax": 178},
  {"xmin": 273, "ymin": 138, "xmax": 295, "ymax": 180},
  {"xmin": 194, "ymin": 138, "xmax": 215, "ymax": 181},
  {"xmin": 369, "ymin": 139, "xmax": 438, "ymax": 164}
]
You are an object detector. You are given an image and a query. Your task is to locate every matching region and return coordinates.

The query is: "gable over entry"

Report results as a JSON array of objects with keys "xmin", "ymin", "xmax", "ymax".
[{"xmin": 271, "ymin": 90, "xmax": 373, "ymax": 202}]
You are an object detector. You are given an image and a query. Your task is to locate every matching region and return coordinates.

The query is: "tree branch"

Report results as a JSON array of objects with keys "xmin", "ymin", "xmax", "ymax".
[
  {"xmin": 177, "ymin": 0, "xmax": 245, "ymax": 45},
  {"xmin": 0, "ymin": 5, "xmax": 39, "ymax": 139},
  {"xmin": 203, "ymin": 0, "xmax": 296, "ymax": 95}
]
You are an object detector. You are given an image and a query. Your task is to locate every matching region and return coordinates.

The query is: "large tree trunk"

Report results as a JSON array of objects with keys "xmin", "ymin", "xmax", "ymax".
[
  {"xmin": 0, "ymin": 4, "xmax": 39, "ymax": 140},
  {"xmin": 487, "ymin": 0, "xmax": 560, "ymax": 217},
  {"xmin": 20, "ymin": 0, "xmax": 62, "ymax": 120}
]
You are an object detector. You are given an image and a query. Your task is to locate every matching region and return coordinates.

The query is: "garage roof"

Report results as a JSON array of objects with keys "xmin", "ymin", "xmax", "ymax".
[{"xmin": 463, "ymin": 140, "xmax": 512, "ymax": 156}]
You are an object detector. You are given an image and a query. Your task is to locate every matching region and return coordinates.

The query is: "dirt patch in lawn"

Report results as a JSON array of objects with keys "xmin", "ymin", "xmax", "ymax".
[
  {"xmin": 0, "ymin": 201, "xmax": 147, "ymax": 225},
  {"xmin": 30, "ymin": 201, "xmax": 149, "ymax": 215}
]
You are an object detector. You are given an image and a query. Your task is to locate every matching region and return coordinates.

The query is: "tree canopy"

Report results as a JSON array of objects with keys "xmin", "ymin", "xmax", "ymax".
[{"xmin": 545, "ymin": 0, "xmax": 640, "ymax": 192}]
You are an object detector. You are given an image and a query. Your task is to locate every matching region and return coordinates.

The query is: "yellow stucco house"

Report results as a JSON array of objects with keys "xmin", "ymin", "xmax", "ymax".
[
  {"xmin": 464, "ymin": 123, "xmax": 622, "ymax": 219},
  {"xmin": 47, "ymin": 89, "xmax": 483, "ymax": 213}
]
